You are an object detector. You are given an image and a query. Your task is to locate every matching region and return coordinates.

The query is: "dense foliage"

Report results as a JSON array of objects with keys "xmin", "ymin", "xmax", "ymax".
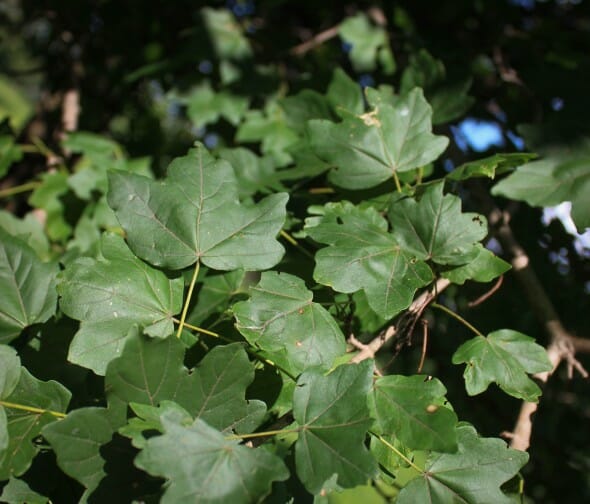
[{"xmin": 0, "ymin": 1, "xmax": 589, "ymax": 502}]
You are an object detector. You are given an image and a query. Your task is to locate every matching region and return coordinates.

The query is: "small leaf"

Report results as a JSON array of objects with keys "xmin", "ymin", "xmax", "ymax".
[
  {"xmin": 108, "ymin": 143, "xmax": 288, "ymax": 270},
  {"xmin": 135, "ymin": 415, "xmax": 289, "ymax": 504},
  {"xmin": 59, "ymin": 233, "xmax": 183, "ymax": 374},
  {"xmin": 447, "ymin": 153, "xmax": 536, "ymax": 181},
  {"xmin": 0, "ymin": 229, "xmax": 58, "ymax": 344},
  {"xmin": 309, "ymin": 88, "xmax": 448, "ymax": 189},
  {"xmin": 0, "ymin": 136, "xmax": 23, "ymax": 177},
  {"xmin": 370, "ymin": 375, "xmax": 458, "ymax": 452},
  {"xmin": 441, "ymin": 245, "xmax": 510, "ymax": 285},
  {"xmin": 0, "ymin": 345, "xmax": 20, "ymax": 399},
  {"xmin": 233, "ymin": 271, "xmax": 346, "ymax": 375},
  {"xmin": 28, "ymin": 171, "xmax": 72, "ymax": 241},
  {"xmin": 293, "ymin": 361, "xmax": 378, "ymax": 494},
  {"xmin": 305, "ymin": 202, "xmax": 433, "ymax": 319},
  {"xmin": 397, "ymin": 423, "xmax": 529, "ymax": 504},
  {"xmin": 327, "ymin": 69, "xmax": 364, "ymax": 117},
  {"xmin": 280, "ymin": 90, "xmax": 333, "ymax": 133},
  {"xmin": 186, "ymin": 81, "xmax": 249, "ymax": 128},
  {"xmin": 0, "ymin": 369, "xmax": 70, "ymax": 480},
  {"xmin": 0, "ymin": 477, "xmax": 48, "ymax": 504},
  {"xmin": 452, "ymin": 329, "xmax": 552, "ymax": 401},
  {"xmin": 42, "ymin": 407, "xmax": 116, "ymax": 495},
  {"xmin": 388, "ymin": 182, "xmax": 487, "ymax": 265},
  {"xmin": 0, "ymin": 211, "xmax": 51, "ymax": 261}
]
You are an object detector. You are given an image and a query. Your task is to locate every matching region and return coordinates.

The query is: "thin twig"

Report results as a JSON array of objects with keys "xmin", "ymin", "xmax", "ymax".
[
  {"xmin": 417, "ymin": 319, "xmax": 428, "ymax": 374},
  {"xmin": 290, "ymin": 25, "xmax": 340, "ymax": 56},
  {"xmin": 468, "ymin": 275, "xmax": 504, "ymax": 307}
]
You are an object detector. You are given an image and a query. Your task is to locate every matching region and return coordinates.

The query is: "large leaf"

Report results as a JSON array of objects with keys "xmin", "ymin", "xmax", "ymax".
[
  {"xmin": 59, "ymin": 233, "xmax": 184, "ymax": 375},
  {"xmin": 305, "ymin": 202, "xmax": 433, "ymax": 319},
  {"xmin": 369, "ymin": 375, "xmax": 458, "ymax": 452},
  {"xmin": 233, "ymin": 272, "xmax": 346, "ymax": 375},
  {"xmin": 108, "ymin": 143, "xmax": 288, "ymax": 270},
  {"xmin": 0, "ymin": 229, "xmax": 58, "ymax": 344},
  {"xmin": 106, "ymin": 333, "xmax": 264, "ymax": 433},
  {"xmin": 135, "ymin": 414, "xmax": 289, "ymax": 504},
  {"xmin": 0, "ymin": 477, "xmax": 48, "ymax": 504},
  {"xmin": 492, "ymin": 153, "xmax": 590, "ymax": 231},
  {"xmin": 293, "ymin": 361, "xmax": 378, "ymax": 494},
  {"xmin": 452, "ymin": 329, "xmax": 552, "ymax": 402},
  {"xmin": 397, "ymin": 424, "xmax": 529, "ymax": 504},
  {"xmin": 0, "ymin": 369, "xmax": 70, "ymax": 480},
  {"xmin": 42, "ymin": 407, "xmax": 116, "ymax": 495},
  {"xmin": 308, "ymin": 88, "xmax": 448, "ymax": 189},
  {"xmin": 388, "ymin": 182, "xmax": 487, "ymax": 265}
]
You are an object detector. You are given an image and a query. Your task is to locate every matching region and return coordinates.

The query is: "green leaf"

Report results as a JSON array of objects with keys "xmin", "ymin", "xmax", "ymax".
[
  {"xmin": 293, "ymin": 361, "xmax": 378, "ymax": 494},
  {"xmin": 0, "ymin": 346, "xmax": 20, "ymax": 399},
  {"xmin": 305, "ymin": 202, "xmax": 433, "ymax": 319},
  {"xmin": 59, "ymin": 233, "xmax": 183, "ymax": 374},
  {"xmin": 339, "ymin": 14, "xmax": 394, "ymax": 74},
  {"xmin": 370, "ymin": 375, "xmax": 458, "ymax": 452},
  {"xmin": 452, "ymin": 329, "xmax": 552, "ymax": 401},
  {"xmin": 108, "ymin": 144, "xmax": 288, "ymax": 270},
  {"xmin": 397, "ymin": 424, "xmax": 529, "ymax": 504},
  {"xmin": 201, "ymin": 7, "xmax": 252, "ymax": 60},
  {"xmin": 441, "ymin": 245, "xmax": 510, "ymax": 285},
  {"xmin": 308, "ymin": 88, "xmax": 448, "ymax": 189},
  {"xmin": 186, "ymin": 81, "xmax": 249, "ymax": 128},
  {"xmin": 0, "ymin": 369, "xmax": 70, "ymax": 480},
  {"xmin": 28, "ymin": 171, "xmax": 71, "ymax": 241},
  {"xmin": 388, "ymin": 182, "xmax": 487, "ymax": 265},
  {"xmin": 0, "ymin": 75, "xmax": 33, "ymax": 133},
  {"xmin": 42, "ymin": 407, "xmax": 116, "ymax": 495},
  {"xmin": 135, "ymin": 415, "xmax": 289, "ymax": 504},
  {"xmin": 0, "ymin": 136, "xmax": 23, "ymax": 177},
  {"xmin": 447, "ymin": 153, "xmax": 537, "ymax": 181},
  {"xmin": 0, "ymin": 229, "xmax": 58, "ymax": 344},
  {"xmin": 0, "ymin": 477, "xmax": 48, "ymax": 504},
  {"xmin": 0, "ymin": 211, "xmax": 51, "ymax": 261},
  {"xmin": 492, "ymin": 154, "xmax": 590, "ymax": 231},
  {"xmin": 280, "ymin": 90, "xmax": 333, "ymax": 134},
  {"xmin": 233, "ymin": 271, "xmax": 346, "ymax": 376},
  {"xmin": 327, "ymin": 69, "xmax": 364, "ymax": 117}
]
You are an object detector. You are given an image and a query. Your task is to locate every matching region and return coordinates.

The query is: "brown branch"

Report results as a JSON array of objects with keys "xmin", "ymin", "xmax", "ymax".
[
  {"xmin": 487, "ymin": 207, "xmax": 588, "ymax": 451},
  {"xmin": 467, "ymin": 275, "xmax": 503, "ymax": 307},
  {"xmin": 290, "ymin": 25, "xmax": 340, "ymax": 56},
  {"xmin": 351, "ymin": 277, "xmax": 450, "ymax": 364}
]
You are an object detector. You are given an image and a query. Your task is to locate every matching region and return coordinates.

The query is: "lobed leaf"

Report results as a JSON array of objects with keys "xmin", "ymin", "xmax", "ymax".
[
  {"xmin": 135, "ymin": 414, "xmax": 289, "ymax": 504},
  {"xmin": 59, "ymin": 233, "xmax": 183, "ymax": 374},
  {"xmin": 233, "ymin": 271, "xmax": 346, "ymax": 376},
  {"xmin": 305, "ymin": 202, "xmax": 433, "ymax": 319},
  {"xmin": 108, "ymin": 143, "xmax": 288, "ymax": 270},
  {"xmin": 0, "ymin": 229, "xmax": 58, "ymax": 344},
  {"xmin": 293, "ymin": 361, "xmax": 378, "ymax": 494},
  {"xmin": 452, "ymin": 329, "xmax": 552, "ymax": 402}
]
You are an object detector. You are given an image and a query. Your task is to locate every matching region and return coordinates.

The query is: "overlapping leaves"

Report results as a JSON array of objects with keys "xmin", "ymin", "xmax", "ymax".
[{"xmin": 108, "ymin": 143, "xmax": 288, "ymax": 270}]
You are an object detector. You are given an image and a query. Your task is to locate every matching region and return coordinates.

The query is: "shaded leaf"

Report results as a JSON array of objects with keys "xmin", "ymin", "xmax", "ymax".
[
  {"xmin": 293, "ymin": 361, "xmax": 378, "ymax": 493},
  {"xmin": 108, "ymin": 144, "xmax": 288, "ymax": 270},
  {"xmin": 0, "ymin": 211, "xmax": 51, "ymax": 261},
  {"xmin": 327, "ymin": 69, "xmax": 364, "ymax": 117},
  {"xmin": 309, "ymin": 88, "xmax": 448, "ymax": 189},
  {"xmin": 186, "ymin": 81, "xmax": 249, "ymax": 128},
  {"xmin": 388, "ymin": 182, "xmax": 487, "ymax": 265},
  {"xmin": 452, "ymin": 329, "xmax": 552, "ymax": 401},
  {"xmin": 441, "ymin": 245, "xmax": 510, "ymax": 285},
  {"xmin": 0, "ymin": 136, "xmax": 23, "ymax": 177},
  {"xmin": 233, "ymin": 271, "xmax": 346, "ymax": 375},
  {"xmin": 28, "ymin": 171, "xmax": 71, "ymax": 241},
  {"xmin": 0, "ymin": 345, "xmax": 20, "ymax": 399},
  {"xmin": 397, "ymin": 424, "xmax": 529, "ymax": 504},
  {"xmin": 0, "ymin": 229, "xmax": 58, "ymax": 344},
  {"xmin": 59, "ymin": 233, "xmax": 183, "ymax": 374},
  {"xmin": 370, "ymin": 375, "xmax": 458, "ymax": 452},
  {"xmin": 0, "ymin": 477, "xmax": 48, "ymax": 504},
  {"xmin": 135, "ymin": 415, "xmax": 289, "ymax": 504},
  {"xmin": 0, "ymin": 369, "xmax": 70, "ymax": 480},
  {"xmin": 305, "ymin": 202, "xmax": 433, "ymax": 319},
  {"xmin": 280, "ymin": 90, "xmax": 333, "ymax": 134},
  {"xmin": 42, "ymin": 407, "xmax": 116, "ymax": 495},
  {"xmin": 0, "ymin": 75, "xmax": 33, "ymax": 133}
]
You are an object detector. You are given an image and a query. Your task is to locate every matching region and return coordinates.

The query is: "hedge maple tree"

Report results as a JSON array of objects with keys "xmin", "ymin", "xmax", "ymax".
[{"xmin": 0, "ymin": 2, "xmax": 588, "ymax": 502}]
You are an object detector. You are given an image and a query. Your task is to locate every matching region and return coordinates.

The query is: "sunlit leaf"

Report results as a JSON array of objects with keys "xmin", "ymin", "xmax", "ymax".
[
  {"xmin": 59, "ymin": 233, "xmax": 183, "ymax": 374},
  {"xmin": 441, "ymin": 245, "xmax": 510, "ymax": 285},
  {"xmin": 305, "ymin": 202, "xmax": 433, "ymax": 319},
  {"xmin": 108, "ymin": 143, "xmax": 288, "ymax": 270},
  {"xmin": 452, "ymin": 329, "xmax": 552, "ymax": 401}
]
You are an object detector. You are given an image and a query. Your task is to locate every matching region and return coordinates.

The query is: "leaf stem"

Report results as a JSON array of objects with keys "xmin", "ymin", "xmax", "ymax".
[
  {"xmin": 392, "ymin": 171, "xmax": 402, "ymax": 193},
  {"xmin": 431, "ymin": 302, "xmax": 485, "ymax": 337},
  {"xmin": 225, "ymin": 426, "xmax": 301, "ymax": 441},
  {"xmin": 0, "ymin": 400, "xmax": 66, "ymax": 419},
  {"xmin": 0, "ymin": 181, "xmax": 41, "ymax": 198},
  {"xmin": 279, "ymin": 229, "xmax": 315, "ymax": 259},
  {"xmin": 173, "ymin": 318, "xmax": 222, "ymax": 339},
  {"xmin": 371, "ymin": 432, "xmax": 423, "ymax": 473},
  {"xmin": 175, "ymin": 260, "xmax": 201, "ymax": 339}
]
